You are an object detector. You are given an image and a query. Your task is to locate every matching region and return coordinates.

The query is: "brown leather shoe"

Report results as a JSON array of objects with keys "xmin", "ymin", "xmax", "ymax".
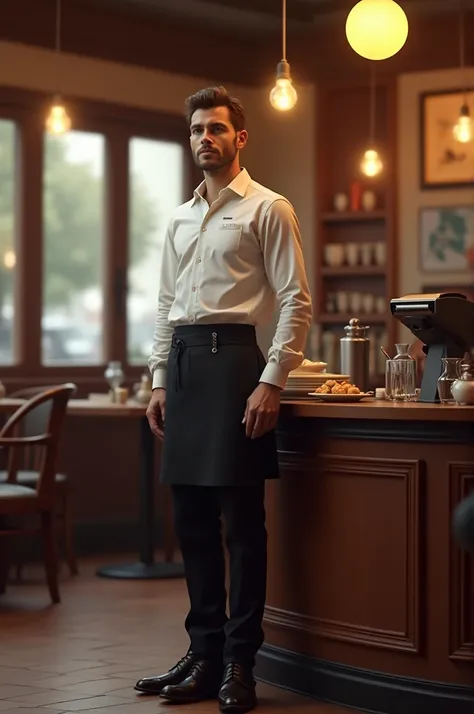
[
  {"xmin": 134, "ymin": 652, "xmax": 198, "ymax": 694},
  {"xmin": 160, "ymin": 659, "xmax": 222, "ymax": 702},
  {"xmin": 218, "ymin": 663, "xmax": 257, "ymax": 713}
]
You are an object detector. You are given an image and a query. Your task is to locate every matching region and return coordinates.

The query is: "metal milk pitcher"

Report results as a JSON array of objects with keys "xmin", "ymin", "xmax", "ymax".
[{"xmin": 340, "ymin": 318, "xmax": 370, "ymax": 392}]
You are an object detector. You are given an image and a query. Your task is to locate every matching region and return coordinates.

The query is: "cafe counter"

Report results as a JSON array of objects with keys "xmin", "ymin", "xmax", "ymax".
[{"xmin": 255, "ymin": 399, "xmax": 474, "ymax": 714}]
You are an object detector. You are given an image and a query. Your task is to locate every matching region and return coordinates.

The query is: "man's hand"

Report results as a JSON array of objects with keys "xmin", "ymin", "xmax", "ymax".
[
  {"xmin": 243, "ymin": 382, "xmax": 281, "ymax": 439},
  {"xmin": 146, "ymin": 388, "xmax": 166, "ymax": 438}
]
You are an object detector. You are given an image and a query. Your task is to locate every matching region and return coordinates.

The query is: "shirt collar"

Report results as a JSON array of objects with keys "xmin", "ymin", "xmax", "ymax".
[{"xmin": 191, "ymin": 168, "xmax": 251, "ymax": 205}]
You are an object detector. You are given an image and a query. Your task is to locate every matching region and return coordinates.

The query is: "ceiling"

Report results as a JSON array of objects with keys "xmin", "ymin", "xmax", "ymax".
[{"xmin": 92, "ymin": 0, "xmax": 469, "ymax": 37}]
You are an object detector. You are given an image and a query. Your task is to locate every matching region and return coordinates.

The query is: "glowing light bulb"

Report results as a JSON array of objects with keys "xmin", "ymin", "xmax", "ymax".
[
  {"xmin": 360, "ymin": 149, "xmax": 383, "ymax": 177},
  {"xmin": 269, "ymin": 60, "xmax": 297, "ymax": 112},
  {"xmin": 346, "ymin": 0, "xmax": 408, "ymax": 60},
  {"xmin": 453, "ymin": 104, "xmax": 473, "ymax": 144},
  {"xmin": 46, "ymin": 100, "xmax": 72, "ymax": 135},
  {"xmin": 3, "ymin": 250, "xmax": 16, "ymax": 270}
]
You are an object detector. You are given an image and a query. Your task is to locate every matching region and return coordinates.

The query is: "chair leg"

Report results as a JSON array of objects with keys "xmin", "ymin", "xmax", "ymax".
[
  {"xmin": 0, "ymin": 540, "xmax": 10, "ymax": 596},
  {"xmin": 62, "ymin": 491, "xmax": 78, "ymax": 576},
  {"xmin": 41, "ymin": 511, "xmax": 60, "ymax": 604}
]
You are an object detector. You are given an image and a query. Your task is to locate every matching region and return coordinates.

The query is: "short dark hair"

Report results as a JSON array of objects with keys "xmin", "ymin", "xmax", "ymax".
[{"xmin": 185, "ymin": 86, "xmax": 246, "ymax": 132}]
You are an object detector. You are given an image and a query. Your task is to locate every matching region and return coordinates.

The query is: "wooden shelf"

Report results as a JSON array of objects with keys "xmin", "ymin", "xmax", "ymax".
[
  {"xmin": 321, "ymin": 266, "xmax": 386, "ymax": 277},
  {"xmin": 321, "ymin": 210, "xmax": 386, "ymax": 224},
  {"xmin": 319, "ymin": 313, "xmax": 387, "ymax": 324}
]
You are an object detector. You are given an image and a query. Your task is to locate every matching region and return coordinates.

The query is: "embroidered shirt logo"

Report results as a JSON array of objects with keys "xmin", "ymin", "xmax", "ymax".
[{"xmin": 220, "ymin": 222, "xmax": 241, "ymax": 230}]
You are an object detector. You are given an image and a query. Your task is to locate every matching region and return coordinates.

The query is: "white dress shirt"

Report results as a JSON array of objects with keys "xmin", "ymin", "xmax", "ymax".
[{"xmin": 149, "ymin": 168, "xmax": 312, "ymax": 390}]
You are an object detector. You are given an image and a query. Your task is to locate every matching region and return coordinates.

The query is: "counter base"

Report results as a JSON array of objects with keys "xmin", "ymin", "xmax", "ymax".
[{"xmin": 255, "ymin": 644, "xmax": 474, "ymax": 714}]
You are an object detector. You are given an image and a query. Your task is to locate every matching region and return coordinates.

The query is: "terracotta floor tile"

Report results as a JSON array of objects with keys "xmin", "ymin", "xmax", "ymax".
[
  {"xmin": 0, "ymin": 684, "xmax": 46, "ymax": 699},
  {"xmin": 6, "ymin": 690, "xmax": 99, "ymax": 707},
  {"xmin": 1, "ymin": 556, "xmax": 352, "ymax": 714},
  {"xmin": 46, "ymin": 694, "xmax": 134, "ymax": 711}
]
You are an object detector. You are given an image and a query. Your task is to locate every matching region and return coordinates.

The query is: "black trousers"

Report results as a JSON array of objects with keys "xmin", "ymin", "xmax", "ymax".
[{"xmin": 171, "ymin": 482, "xmax": 267, "ymax": 667}]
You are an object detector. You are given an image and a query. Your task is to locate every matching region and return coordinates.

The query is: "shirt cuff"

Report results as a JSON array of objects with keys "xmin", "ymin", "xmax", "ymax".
[
  {"xmin": 152, "ymin": 369, "xmax": 167, "ymax": 390},
  {"xmin": 259, "ymin": 362, "xmax": 287, "ymax": 390}
]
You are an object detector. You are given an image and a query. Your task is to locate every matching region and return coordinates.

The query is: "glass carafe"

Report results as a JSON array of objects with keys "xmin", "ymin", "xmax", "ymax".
[
  {"xmin": 437, "ymin": 357, "xmax": 462, "ymax": 404},
  {"xmin": 393, "ymin": 343, "xmax": 414, "ymax": 360},
  {"xmin": 104, "ymin": 360, "xmax": 124, "ymax": 390}
]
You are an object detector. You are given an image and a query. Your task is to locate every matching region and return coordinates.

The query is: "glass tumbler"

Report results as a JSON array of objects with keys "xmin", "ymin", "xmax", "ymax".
[{"xmin": 385, "ymin": 359, "xmax": 417, "ymax": 402}]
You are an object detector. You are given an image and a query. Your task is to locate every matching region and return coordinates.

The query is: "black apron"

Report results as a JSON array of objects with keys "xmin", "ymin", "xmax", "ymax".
[{"xmin": 160, "ymin": 323, "xmax": 279, "ymax": 486}]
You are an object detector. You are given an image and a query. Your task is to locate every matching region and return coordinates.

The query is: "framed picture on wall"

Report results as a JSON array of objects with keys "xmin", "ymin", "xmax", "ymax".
[
  {"xmin": 419, "ymin": 206, "xmax": 474, "ymax": 271},
  {"xmin": 420, "ymin": 90, "xmax": 474, "ymax": 188}
]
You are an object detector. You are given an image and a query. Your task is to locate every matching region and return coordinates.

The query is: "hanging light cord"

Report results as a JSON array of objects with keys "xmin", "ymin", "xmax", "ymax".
[
  {"xmin": 369, "ymin": 62, "xmax": 376, "ymax": 144},
  {"xmin": 282, "ymin": 0, "xmax": 287, "ymax": 60},
  {"xmin": 55, "ymin": 0, "xmax": 62, "ymax": 54}
]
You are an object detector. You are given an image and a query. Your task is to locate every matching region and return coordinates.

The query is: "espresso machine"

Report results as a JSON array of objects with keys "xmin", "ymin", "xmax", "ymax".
[{"xmin": 389, "ymin": 292, "xmax": 474, "ymax": 402}]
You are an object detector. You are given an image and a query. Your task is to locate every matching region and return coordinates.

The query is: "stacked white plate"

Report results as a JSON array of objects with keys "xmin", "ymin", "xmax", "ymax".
[{"xmin": 283, "ymin": 360, "xmax": 349, "ymax": 399}]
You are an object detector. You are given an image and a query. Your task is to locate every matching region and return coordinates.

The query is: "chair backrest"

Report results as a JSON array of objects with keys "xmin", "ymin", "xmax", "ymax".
[{"xmin": 1, "ymin": 383, "xmax": 76, "ymax": 501}]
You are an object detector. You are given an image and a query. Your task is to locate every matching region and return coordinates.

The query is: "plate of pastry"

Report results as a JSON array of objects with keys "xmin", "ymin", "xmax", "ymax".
[{"xmin": 308, "ymin": 379, "xmax": 373, "ymax": 402}]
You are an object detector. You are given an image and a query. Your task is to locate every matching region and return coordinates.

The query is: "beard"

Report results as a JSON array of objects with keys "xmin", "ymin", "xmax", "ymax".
[{"xmin": 194, "ymin": 139, "xmax": 238, "ymax": 172}]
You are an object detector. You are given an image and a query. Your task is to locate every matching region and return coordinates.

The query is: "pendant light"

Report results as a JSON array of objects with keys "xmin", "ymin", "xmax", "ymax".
[
  {"xmin": 453, "ymin": 6, "xmax": 472, "ymax": 144},
  {"xmin": 269, "ymin": 0, "xmax": 297, "ymax": 112},
  {"xmin": 346, "ymin": 0, "xmax": 408, "ymax": 61},
  {"xmin": 360, "ymin": 64, "xmax": 383, "ymax": 177},
  {"xmin": 46, "ymin": 0, "xmax": 72, "ymax": 135}
]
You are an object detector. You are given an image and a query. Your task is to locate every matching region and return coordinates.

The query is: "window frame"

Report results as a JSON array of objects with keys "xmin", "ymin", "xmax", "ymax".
[{"xmin": 0, "ymin": 87, "xmax": 198, "ymax": 384}]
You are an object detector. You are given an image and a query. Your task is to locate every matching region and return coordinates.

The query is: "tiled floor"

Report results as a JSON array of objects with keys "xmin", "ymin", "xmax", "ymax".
[{"xmin": 0, "ymin": 555, "xmax": 354, "ymax": 714}]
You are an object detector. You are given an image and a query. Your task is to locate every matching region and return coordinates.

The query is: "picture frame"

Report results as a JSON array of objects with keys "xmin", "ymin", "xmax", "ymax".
[
  {"xmin": 419, "ymin": 206, "xmax": 474, "ymax": 272},
  {"xmin": 420, "ymin": 90, "xmax": 474, "ymax": 189}
]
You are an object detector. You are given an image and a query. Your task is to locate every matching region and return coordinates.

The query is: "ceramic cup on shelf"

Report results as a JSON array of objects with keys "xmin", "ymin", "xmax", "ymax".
[
  {"xmin": 374, "ymin": 242, "xmax": 386, "ymax": 266},
  {"xmin": 360, "ymin": 243, "xmax": 373, "ymax": 267},
  {"xmin": 345, "ymin": 242, "xmax": 359, "ymax": 266},
  {"xmin": 350, "ymin": 292, "xmax": 362, "ymax": 312},
  {"xmin": 333, "ymin": 193, "xmax": 349, "ymax": 212},
  {"xmin": 324, "ymin": 243, "xmax": 345, "ymax": 267},
  {"xmin": 375, "ymin": 296, "xmax": 385, "ymax": 314},
  {"xmin": 362, "ymin": 293, "xmax": 375, "ymax": 313},
  {"xmin": 336, "ymin": 291, "xmax": 349, "ymax": 313},
  {"xmin": 361, "ymin": 189, "xmax": 376, "ymax": 211}
]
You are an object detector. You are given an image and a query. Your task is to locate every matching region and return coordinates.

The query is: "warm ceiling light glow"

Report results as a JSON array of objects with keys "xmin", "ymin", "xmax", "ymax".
[
  {"xmin": 346, "ymin": 0, "xmax": 408, "ymax": 60},
  {"xmin": 270, "ymin": 73, "xmax": 298, "ymax": 112},
  {"xmin": 453, "ymin": 104, "xmax": 473, "ymax": 144},
  {"xmin": 360, "ymin": 148, "xmax": 383, "ymax": 177},
  {"xmin": 3, "ymin": 250, "xmax": 16, "ymax": 270},
  {"xmin": 46, "ymin": 99, "xmax": 72, "ymax": 135}
]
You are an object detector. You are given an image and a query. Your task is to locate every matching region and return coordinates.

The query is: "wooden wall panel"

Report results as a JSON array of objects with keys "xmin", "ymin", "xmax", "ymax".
[{"xmin": 265, "ymin": 455, "xmax": 422, "ymax": 653}]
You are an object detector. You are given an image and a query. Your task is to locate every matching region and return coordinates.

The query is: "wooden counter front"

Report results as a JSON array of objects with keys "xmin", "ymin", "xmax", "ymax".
[{"xmin": 255, "ymin": 399, "xmax": 474, "ymax": 714}]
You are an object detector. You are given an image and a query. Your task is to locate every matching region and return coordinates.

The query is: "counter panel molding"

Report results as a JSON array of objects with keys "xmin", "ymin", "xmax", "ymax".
[
  {"xmin": 266, "ymin": 454, "xmax": 423, "ymax": 654},
  {"xmin": 258, "ymin": 401, "xmax": 474, "ymax": 714},
  {"xmin": 449, "ymin": 462, "xmax": 474, "ymax": 661}
]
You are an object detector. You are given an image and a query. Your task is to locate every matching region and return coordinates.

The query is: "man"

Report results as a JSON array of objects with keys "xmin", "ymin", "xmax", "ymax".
[{"xmin": 135, "ymin": 86, "xmax": 312, "ymax": 713}]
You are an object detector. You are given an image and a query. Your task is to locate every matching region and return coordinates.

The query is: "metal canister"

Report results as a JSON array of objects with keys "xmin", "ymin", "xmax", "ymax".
[{"xmin": 340, "ymin": 318, "xmax": 370, "ymax": 392}]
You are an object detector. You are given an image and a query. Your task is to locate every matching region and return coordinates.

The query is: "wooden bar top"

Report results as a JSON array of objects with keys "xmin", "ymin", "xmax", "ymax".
[
  {"xmin": 0, "ymin": 396, "xmax": 472, "ymax": 421},
  {"xmin": 280, "ymin": 398, "xmax": 474, "ymax": 421}
]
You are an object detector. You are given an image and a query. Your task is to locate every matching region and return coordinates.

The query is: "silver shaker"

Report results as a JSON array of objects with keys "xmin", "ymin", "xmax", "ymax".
[{"xmin": 340, "ymin": 318, "xmax": 370, "ymax": 392}]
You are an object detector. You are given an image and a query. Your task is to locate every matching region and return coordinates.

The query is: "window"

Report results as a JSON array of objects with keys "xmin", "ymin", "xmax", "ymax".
[
  {"xmin": 0, "ymin": 88, "xmax": 192, "ymax": 381},
  {"xmin": 42, "ymin": 131, "xmax": 106, "ymax": 365},
  {"xmin": 0, "ymin": 119, "xmax": 18, "ymax": 365},
  {"xmin": 127, "ymin": 138, "xmax": 184, "ymax": 364}
]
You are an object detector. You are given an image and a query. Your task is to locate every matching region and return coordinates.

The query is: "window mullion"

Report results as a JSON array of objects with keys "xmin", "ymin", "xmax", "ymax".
[
  {"xmin": 104, "ymin": 130, "xmax": 129, "ymax": 364},
  {"xmin": 17, "ymin": 114, "xmax": 42, "ymax": 371}
]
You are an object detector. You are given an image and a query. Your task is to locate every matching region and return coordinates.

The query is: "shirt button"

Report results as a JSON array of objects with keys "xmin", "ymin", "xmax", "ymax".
[
  {"xmin": 189, "ymin": 316, "xmax": 195, "ymax": 322},
  {"xmin": 192, "ymin": 287, "xmax": 197, "ymax": 292},
  {"xmin": 201, "ymin": 227, "xmax": 207, "ymax": 232},
  {"xmin": 197, "ymin": 257, "xmax": 202, "ymax": 263}
]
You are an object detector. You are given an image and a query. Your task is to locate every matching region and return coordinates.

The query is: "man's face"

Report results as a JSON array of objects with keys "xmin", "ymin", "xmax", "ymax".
[{"xmin": 189, "ymin": 106, "xmax": 247, "ymax": 172}]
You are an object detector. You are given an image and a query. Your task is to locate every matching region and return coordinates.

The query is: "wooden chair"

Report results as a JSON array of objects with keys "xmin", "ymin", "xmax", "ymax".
[
  {"xmin": 0, "ymin": 384, "xmax": 75, "ymax": 603},
  {"xmin": 0, "ymin": 384, "xmax": 78, "ymax": 578}
]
